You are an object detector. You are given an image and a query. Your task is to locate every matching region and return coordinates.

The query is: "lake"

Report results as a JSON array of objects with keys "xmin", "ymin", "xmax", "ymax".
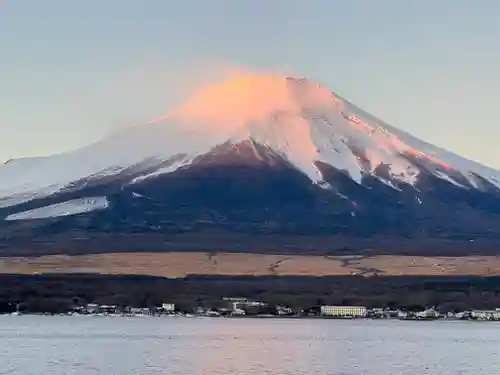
[{"xmin": 1, "ymin": 316, "xmax": 499, "ymax": 374}]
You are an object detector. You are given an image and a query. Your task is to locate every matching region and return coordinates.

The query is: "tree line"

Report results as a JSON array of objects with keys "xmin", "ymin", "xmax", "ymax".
[{"xmin": 1, "ymin": 274, "xmax": 500, "ymax": 314}]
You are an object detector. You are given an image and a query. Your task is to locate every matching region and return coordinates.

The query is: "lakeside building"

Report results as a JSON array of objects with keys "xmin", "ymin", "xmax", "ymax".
[
  {"xmin": 161, "ymin": 303, "xmax": 175, "ymax": 314},
  {"xmin": 320, "ymin": 306, "xmax": 367, "ymax": 318},
  {"xmin": 126, "ymin": 307, "xmax": 150, "ymax": 315},
  {"xmin": 222, "ymin": 297, "xmax": 267, "ymax": 313},
  {"xmin": 398, "ymin": 308, "xmax": 439, "ymax": 320},
  {"xmin": 470, "ymin": 309, "xmax": 500, "ymax": 320},
  {"xmin": 98, "ymin": 305, "xmax": 117, "ymax": 314},
  {"xmin": 86, "ymin": 304, "xmax": 99, "ymax": 314},
  {"xmin": 416, "ymin": 308, "xmax": 439, "ymax": 319}
]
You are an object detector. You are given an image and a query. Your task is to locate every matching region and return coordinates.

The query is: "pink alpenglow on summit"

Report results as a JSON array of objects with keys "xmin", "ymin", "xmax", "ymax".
[{"xmin": 1, "ymin": 74, "xmax": 500, "ymax": 213}]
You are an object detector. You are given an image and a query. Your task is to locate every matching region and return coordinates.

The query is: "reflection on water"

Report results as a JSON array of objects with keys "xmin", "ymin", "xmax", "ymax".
[{"xmin": 1, "ymin": 316, "xmax": 500, "ymax": 374}]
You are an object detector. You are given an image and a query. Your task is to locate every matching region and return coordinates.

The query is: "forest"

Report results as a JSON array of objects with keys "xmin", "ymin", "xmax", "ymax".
[{"xmin": 1, "ymin": 274, "xmax": 500, "ymax": 314}]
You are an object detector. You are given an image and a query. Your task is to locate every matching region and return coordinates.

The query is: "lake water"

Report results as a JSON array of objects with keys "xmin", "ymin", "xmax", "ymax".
[{"xmin": 1, "ymin": 316, "xmax": 499, "ymax": 374}]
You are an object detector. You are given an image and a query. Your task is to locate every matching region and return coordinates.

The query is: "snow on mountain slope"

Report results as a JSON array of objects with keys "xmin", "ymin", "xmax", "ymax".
[
  {"xmin": 341, "ymin": 99, "xmax": 500, "ymax": 188},
  {"xmin": 4, "ymin": 197, "xmax": 109, "ymax": 221},
  {"xmin": 1, "ymin": 74, "xmax": 500, "ymax": 209}
]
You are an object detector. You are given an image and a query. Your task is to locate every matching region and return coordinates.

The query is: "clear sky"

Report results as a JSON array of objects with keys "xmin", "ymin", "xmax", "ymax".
[{"xmin": 2, "ymin": 0, "xmax": 500, "ymax": 168}]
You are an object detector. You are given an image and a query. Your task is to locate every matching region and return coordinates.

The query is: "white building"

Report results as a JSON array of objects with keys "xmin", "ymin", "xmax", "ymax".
[
  {"xmin": 416, "ymin": 308, "xmax": 439, "ymax": 319},
  {"xmin": 398, "ymin": 310, "xmax": 408, "ymax": 319},
  {"xmin": 129, "ymin": 307, "xmax": 150, "ymax": 315},
  {"xmin": 225, "ymin": 298, "xmax": 266, "ymax": 312},
  {"xmin": 86, "ymin": 303, "xmax": 99, "ymax": 314},
  {"xmin": 232, "ymin": 308, "xmax": 246, "ymax": 316},
  {"xmin": 162, "ymin": 303, "xmax": 175, "ymax": 313},
  {"xmin": 320, "ymin": 306, "xmax": 367, "ymax": 318},
  {"xmin": 471, "ymin": 309, "xmax": 500, "ymax": 320}
]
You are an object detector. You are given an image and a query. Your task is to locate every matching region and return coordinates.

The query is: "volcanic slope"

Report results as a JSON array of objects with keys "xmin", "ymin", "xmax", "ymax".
[{"xmin": 1, "ymin": 75, "xmax": 500, "ymax": 256}]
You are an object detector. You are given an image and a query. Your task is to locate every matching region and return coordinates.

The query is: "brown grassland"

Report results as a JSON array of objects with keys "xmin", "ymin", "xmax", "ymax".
[{"xmin": 1, "ymin": 253, "xmax": 500, "ymax": 277}]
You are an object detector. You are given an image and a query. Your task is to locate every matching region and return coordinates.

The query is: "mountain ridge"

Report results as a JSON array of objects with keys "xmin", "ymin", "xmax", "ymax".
[{"xmin": 1, "ymin": 74, "xmax": 500, "ymax": 256}]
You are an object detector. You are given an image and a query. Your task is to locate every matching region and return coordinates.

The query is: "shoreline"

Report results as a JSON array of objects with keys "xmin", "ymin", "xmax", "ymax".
[{"xmin": 2, "ymin": 313, "xmax": 499, "ymax": 322}]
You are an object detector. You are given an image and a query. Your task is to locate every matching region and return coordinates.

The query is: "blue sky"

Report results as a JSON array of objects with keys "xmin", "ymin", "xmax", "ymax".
[{"xmin": 2, "ymin": 0, "xmax": 500, "ymax": 167}]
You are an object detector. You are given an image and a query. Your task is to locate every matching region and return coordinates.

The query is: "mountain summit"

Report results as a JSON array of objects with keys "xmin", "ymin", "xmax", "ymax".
[{"xmin": 2, "ymin": 74, "xmax": 500, "ymax": 255}]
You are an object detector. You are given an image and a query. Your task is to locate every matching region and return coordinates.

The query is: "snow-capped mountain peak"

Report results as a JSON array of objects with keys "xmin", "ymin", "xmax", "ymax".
[{"xmin": 1, "ymin": 73, "xmax": 500, "ymax": 211}]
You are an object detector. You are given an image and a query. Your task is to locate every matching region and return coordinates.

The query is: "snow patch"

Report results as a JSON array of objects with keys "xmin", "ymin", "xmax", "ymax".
[
  {"xmin": 4, "ymin": 197, "xmax": 109, "ymax": 221},
  {"xmin": 377, "ymin": 178, "xmax": 402, "ymax": 191},
  {"xmin": 131, "ymin": 156, "xmax": 192, "ymax": 184},
  {"xmin": 434, "ymin": 171, "xmax": 467, "ymax": 188}
]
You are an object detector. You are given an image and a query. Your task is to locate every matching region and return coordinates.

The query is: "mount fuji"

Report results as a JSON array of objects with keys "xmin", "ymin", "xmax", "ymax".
[{"xmin": 2, "ymin": 75, "xmax": 500, "ymax": 256}]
